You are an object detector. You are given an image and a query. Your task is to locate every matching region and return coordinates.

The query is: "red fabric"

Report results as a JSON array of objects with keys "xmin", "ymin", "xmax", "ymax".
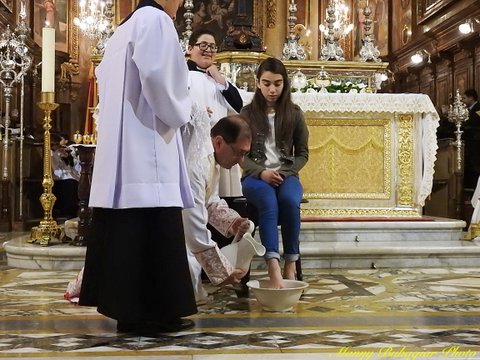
[{"xmin": 83, "ymin": 64, "xmax": 96, "ymax": 135}]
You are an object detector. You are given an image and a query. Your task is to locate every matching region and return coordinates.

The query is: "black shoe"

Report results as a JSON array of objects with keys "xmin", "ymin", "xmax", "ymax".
[{"xmin": 234, "ymin": 284, "xmax": 250, "ymax": 298}]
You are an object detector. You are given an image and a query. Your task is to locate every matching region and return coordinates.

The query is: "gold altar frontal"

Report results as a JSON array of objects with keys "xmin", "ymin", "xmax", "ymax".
[
  {"xmin": 301, "ymin": 112, "xmax": 414, "ymax": 217},
  {"xmin": 293, "ymin": 93, "xmax": 440, "ymax": 218}
]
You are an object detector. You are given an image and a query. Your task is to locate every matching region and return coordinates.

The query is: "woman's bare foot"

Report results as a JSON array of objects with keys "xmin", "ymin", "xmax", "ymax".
[
  {"xmin": 267, "ymin": 258, "xmax": 284, "ymax": 289},
  {"xmin": 283, "ymin": 260, "xmax": 296, "ymax": 280}
]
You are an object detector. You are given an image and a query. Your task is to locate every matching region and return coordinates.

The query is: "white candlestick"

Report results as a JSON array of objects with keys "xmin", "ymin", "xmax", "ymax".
[{"xmin": 41, "ymin": 26, "xmax": 55, "ymax": 93}]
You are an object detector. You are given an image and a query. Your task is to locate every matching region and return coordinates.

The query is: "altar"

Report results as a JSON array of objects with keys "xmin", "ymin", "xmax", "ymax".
[{"xmin": 242, "ymin": 92, "xmax": 440, "ymax": 218}]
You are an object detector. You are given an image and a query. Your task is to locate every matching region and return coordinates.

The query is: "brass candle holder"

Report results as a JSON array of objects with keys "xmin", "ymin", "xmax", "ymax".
[{"xmin": 30, "ymin": 92, "xmax": 64, "ymax": 246}]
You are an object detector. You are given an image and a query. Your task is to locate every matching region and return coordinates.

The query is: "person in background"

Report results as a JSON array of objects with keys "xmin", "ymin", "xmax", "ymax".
[
  {"xmin": 240, "ymin": 57, "xmax": 309, "ymax": 289},
  {"xmin": 187, "ymin": 28, "xmax": 243, "ymax": 201},
  {"xmin": 51, "ymin": 133, "xmax": 80, "ymax": 220},
  {"xmin": 182, "ymin": 113, "xmax": 252, "ymax": 304},
  {"xmin": 462, "ymin": 89, "xmax": 480, "ymax": 190},
  {"xmin": 187, "ymin": 28, "xmax": 249, "ymax": 293},
  {"xmin": 78, "ymin": 0, "xmax": 197, "ymax": 336}
]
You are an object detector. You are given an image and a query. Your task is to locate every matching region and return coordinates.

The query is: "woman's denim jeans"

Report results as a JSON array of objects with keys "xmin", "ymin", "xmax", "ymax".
[{"xmin": 241, "ymin": 175, "xmax": 302, "ymax": 261}]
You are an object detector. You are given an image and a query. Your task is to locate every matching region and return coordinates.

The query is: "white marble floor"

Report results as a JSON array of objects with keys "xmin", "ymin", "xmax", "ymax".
[
  {"xmin": 1, "ymin": 255, "xmax": 480, "ymax": 359},
  {"xmin": 3, "ymin": 222, "xmax": 480, "ymax": 360}
]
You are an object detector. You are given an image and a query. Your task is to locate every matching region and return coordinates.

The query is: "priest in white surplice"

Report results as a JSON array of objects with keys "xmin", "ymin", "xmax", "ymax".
[
  {"xmin": 182, "ymin": 113, "xmax": 252, "ymax": 304},
  {"xmin": 79, "ymin": 0, "xmax": 197, "ymax": 335}
]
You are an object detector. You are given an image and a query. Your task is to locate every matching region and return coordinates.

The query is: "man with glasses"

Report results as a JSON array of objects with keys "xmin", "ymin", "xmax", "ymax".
[
  {"xmin": 186, "ymin": 28, "xmax": 249, "ymax": 296},
  {"xmin": 182, "ymin": 114, "xmax": 252, "ymax": 305}
]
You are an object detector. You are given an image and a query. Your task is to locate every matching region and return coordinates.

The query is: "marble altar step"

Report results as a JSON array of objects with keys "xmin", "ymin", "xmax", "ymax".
[
  {"xmin": 297, "ymin": 216, "xmax": 464, "ymax": 243},
  {"xmin": 2, "ymin": 217, "xmax": 474, "ymax": 270},
  {"xmin": 250, "ymin": 217, "xmax": 476, "ymax": 269}
]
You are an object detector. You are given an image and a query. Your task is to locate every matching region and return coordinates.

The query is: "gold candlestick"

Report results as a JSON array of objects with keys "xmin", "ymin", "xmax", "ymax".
[{"xmin": 30, "ymin": 92, "xmax": 64, "ymax": 246}]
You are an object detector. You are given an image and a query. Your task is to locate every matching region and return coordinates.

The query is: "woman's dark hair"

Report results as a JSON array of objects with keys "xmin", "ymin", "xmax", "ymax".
[{"xmin": 249, "ymin": 57, "xmax": 294, "ymax": 140}]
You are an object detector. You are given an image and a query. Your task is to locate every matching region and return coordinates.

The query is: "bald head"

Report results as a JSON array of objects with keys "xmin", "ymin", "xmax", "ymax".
[{"xmin": 211, "ymin": 114, "xmax": 251, "ymax": 144}]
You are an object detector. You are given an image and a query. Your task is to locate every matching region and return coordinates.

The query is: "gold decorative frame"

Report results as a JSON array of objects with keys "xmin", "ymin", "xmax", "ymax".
[
  {"xmin": 33, "ymin": 0, "xmax": 70, "ymax": 53},
  {"xmin": 417, "ymin": 0, "xmax": 455, "ymax": 24},
  {"xmin": 115, "ymin": 0, "xmax": 137, "ymax": 26},
  {"xmin": 1, "ymin": 0, "xmax": 13, "ymax": 12},
  {"xmin": 58, "ymin": 0, "xmax": 80, "ymax": 88},
  {"xmin": 397, "ymin": 114, "xmax": 415, "ymax": 206},
  {"xmin": 67, "ymin": 0, "xmax": 79, "ymax": 62},
  {"xmin": 253, "ymin": 0, "xmax": 265, "ymax": 41},
  {"xmin": 299, "ymin": 112, "xmax": 419, "ymax": 218}
]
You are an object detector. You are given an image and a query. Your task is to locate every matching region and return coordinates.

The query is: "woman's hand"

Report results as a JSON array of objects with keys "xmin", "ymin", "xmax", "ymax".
[{"xmin": 260, "ymin": 169, "xmax": 283, "ymax": 186}]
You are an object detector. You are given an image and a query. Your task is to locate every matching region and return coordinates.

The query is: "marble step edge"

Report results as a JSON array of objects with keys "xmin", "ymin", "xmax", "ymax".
[
  {"xmin": 297, "ymin": 231, "xmax": 464, "ymax": 243},
  {"xmin": 297, "ymin": 239, "xmax": 480, "ymax": 256},
  {"xmin": 3, "ymin": 237, "xmax": 86, "ymax": 257},
  {"xmin": 299, "ymin": 218, "xmax": 466, "ymax": 230}
]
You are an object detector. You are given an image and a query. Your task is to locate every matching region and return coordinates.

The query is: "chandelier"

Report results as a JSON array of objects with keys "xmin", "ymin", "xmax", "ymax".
[
  {"xmin": 73, "ymin": 0, "xmax": 109, "ymax": 39},
  {"xmin": 319, "ymin": 0, "xmax": 354, "ymax": 39},
  {"xmin": 447, "ymin": 89, "xmax": 469, "ymax": 171}
]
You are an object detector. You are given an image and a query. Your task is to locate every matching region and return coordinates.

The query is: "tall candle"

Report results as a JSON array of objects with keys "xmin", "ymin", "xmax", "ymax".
[{"xmin": 41, "ymin": 25, "xmax": 55, "ymax": 93}]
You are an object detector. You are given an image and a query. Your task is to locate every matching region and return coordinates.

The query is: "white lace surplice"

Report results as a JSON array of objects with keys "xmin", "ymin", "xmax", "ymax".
[{"xmin": 181, "ymin": 105, "xmax": 241, "ymax": 285}]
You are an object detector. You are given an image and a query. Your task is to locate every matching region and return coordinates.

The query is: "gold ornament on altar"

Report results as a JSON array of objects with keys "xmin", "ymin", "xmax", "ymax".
[
  {"xmin": 73, "ymin": 130, "xmax": 83, "ymax": 144},
  {"xmin": 315, "ymin": 66, "xmax": 331, "ymax": 92},
  {"xmin": 73, "ymin": 130, "xmax": 97, "ymax": 145},
  {"xmin": 291, "ymin": 70, "xmax": 308, "ymax": 91}
]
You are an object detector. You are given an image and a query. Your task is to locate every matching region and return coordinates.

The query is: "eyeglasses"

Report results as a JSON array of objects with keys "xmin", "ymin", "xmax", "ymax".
[
  {"xmin": 194, "ymin": 42, "xmax": 218, "ymax": 52},
  {"xmin": 227, "ymin": 143, "xmax": 249, "ymax": 158}
]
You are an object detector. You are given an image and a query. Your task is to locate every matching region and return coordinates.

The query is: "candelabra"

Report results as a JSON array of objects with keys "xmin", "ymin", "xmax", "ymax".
[
  {"xmin": 282, "ymin": 0, "xmax": 306, "ymax": 61},
  {"xmin": 447, "ymin": 89, "xmax": 469, "ymax": 222},
  {"xmin": 0, "ymin": 0, "xmax": 32, "ymax": 227},
  {"xmin": 358, "ymin": 1, "xmax": 381, "ymax": 62},
  {"xmin": 92, "ymin": 0, "xmax": 115, "ymax": 57},
  {"xmin": 74, "ymin": 0, "xmax": 109, "ymax": 39},
  {"xmin": 30, "ymin": 93, "xmax": 64, "ymax": 246},
  {"xmin": 447, "ymin": 89, "xmax": 469, "ymax": 171},
  {"xmin": 320, "ymin": 0, "xmax": 353, "ymax": 61},
  {"xmin": 180, "ymin": 0, "xmax": 194, "ymax": 54}
]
